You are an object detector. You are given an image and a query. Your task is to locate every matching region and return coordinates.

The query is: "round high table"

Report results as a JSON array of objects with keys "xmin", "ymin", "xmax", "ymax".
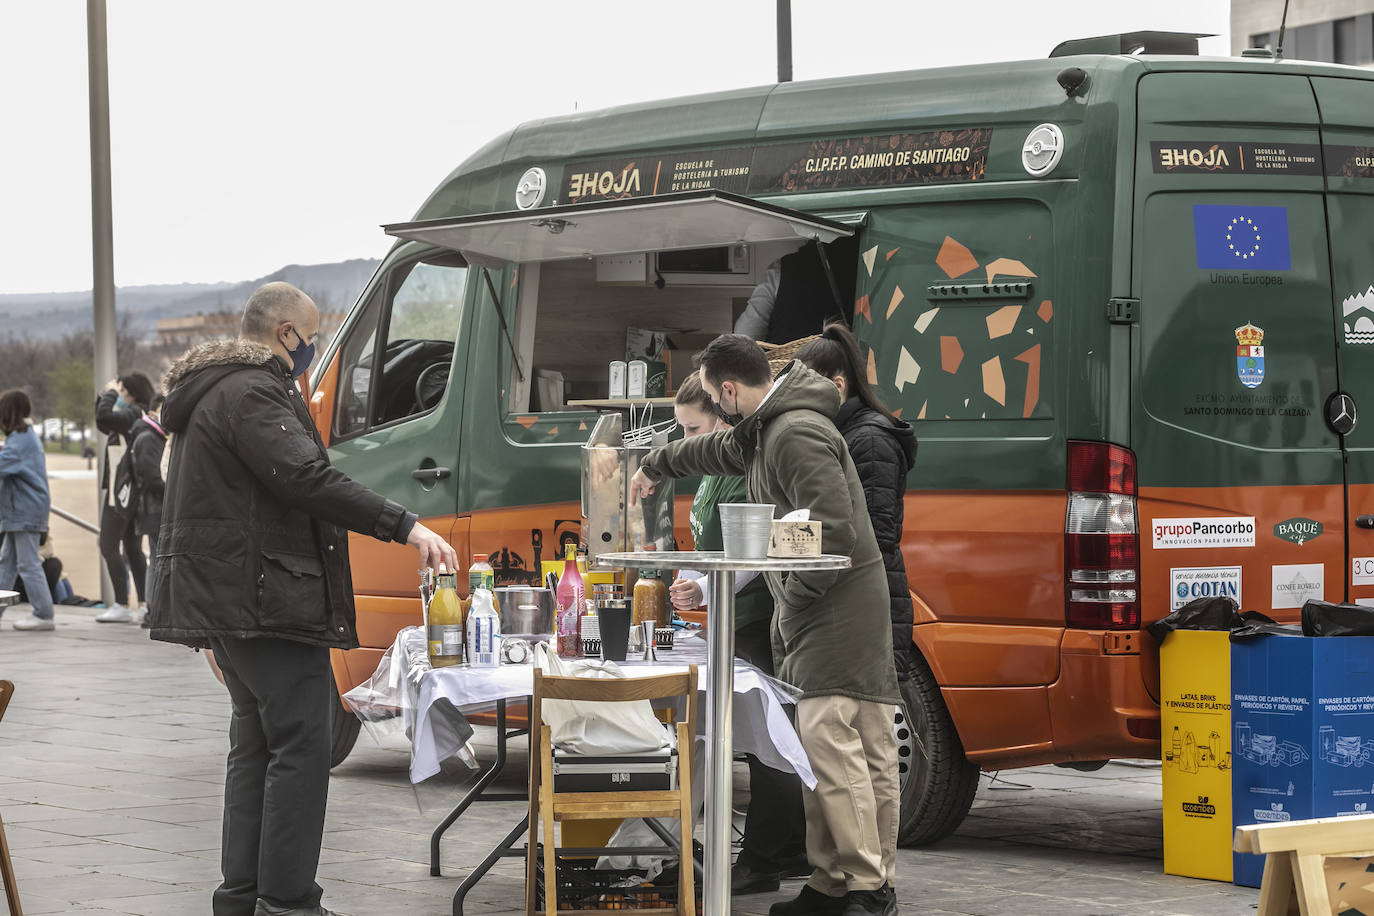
[{"xmin": 597, "ymin": 550, "xmax": 850, "ymax": 916}]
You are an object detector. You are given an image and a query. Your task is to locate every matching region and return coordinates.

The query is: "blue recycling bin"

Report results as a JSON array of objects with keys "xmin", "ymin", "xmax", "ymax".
[{"xmin": 1231, "ymin": 633, "xmax": 1374, "ymax": 886}]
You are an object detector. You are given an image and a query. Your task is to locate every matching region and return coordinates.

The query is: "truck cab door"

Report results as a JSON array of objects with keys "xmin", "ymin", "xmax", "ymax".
[{"xmin": 312, "ymin": 248, "xmax": 471, "ymax": 645}]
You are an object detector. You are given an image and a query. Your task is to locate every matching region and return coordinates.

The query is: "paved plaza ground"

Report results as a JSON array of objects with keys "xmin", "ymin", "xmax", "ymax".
[{"xmin": 0, "ymin": 600, "xmax": 1261, "ymax": 916}]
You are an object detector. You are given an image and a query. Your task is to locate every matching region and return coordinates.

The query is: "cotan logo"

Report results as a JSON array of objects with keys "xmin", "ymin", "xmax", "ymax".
[
  {"xmin": 1274, "ymin": 517, "xmax": 1323, "ymax": 546},
  {"xmin": 1159, "ymin": 145, "xmax": 1232, "ymax": 171}
]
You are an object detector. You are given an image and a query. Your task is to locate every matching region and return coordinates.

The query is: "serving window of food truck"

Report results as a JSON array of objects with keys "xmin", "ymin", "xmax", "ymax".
[{"xmin": 384, "ymin": 190, "xmax": 856, "ymax": 424}]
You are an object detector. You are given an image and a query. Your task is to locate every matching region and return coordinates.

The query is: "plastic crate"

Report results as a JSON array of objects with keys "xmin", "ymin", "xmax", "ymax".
[{"xmin": 529, "ymin": 848, "xmax": 698, "ymax": 911}]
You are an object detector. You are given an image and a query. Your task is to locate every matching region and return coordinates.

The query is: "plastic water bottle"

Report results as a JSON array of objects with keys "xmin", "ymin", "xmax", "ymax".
[{"xmin": 467, "ymin": 588, "xmax": 501, "ymax": 667}]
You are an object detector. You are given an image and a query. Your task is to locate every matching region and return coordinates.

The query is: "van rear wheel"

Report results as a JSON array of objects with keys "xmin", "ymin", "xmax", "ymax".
[
  {"xmin": 896, "ymin": 651, "xmax": 980, "ymax": 846},
  {"xmin": 330, "ymin": 679, "xmax": 361, "ymax": 768}
]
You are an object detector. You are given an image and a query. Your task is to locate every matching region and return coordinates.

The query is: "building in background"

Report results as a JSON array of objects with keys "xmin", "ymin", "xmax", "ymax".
[
  {"xmin": 156, "ymin": 310, "xmax": 347, "ymax": 358},
  {"xmin": 1233, "ymin": 1, "xmax": 1374, "ymax": 65}
]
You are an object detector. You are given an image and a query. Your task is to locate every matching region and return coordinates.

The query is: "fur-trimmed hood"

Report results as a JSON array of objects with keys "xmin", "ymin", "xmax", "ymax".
[
  {"xmin": 161, "ymin": 339, "xmax": 282, "ymax": 434},
  {"xmin": 162, "ymin": 338, "xmax": 273, "ymax": 391}
]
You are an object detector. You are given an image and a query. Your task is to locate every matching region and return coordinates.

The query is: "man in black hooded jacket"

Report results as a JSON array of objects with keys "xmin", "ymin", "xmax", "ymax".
[{"xmin": 148, "ymin": 281, "xmax": 456, "ymax": 916}]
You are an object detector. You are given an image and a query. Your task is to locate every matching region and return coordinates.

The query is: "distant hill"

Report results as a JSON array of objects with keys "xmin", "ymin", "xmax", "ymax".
[{"xmin": 0, "ymin": 259, "xmax": 381, "ymax": 339}]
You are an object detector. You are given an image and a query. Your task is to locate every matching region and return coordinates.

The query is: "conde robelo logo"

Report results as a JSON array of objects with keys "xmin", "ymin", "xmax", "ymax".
[
  {"xmin": 1152, "ymin": 516, "xmax": 1257, "ymax": 549},
  {"xmin": 1273, "ymin": 517, "xmax": 1323, "ymax": 546}
]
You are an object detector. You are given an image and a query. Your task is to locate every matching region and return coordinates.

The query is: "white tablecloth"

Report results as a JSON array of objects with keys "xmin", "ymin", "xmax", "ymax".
[{"xmin": 345, "ymin": 628, "xmax": 814, "ymax": 788}]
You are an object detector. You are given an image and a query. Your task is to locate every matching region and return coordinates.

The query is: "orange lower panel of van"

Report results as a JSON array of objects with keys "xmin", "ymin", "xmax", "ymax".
[
  {"xmin": 1048, "ymin": 630, "xmax": 1159, "ymax": 762},
  {"xmin": 946, "ymin": 631, "xmax": 1160, "ymax": 769},
  {"xmin": 912, "ymin": 622, "xmax": 1060, "ymax": 687},
  {"xmin": 941, "ymin": 686, "xmax": 1054, "ymax": 766}
]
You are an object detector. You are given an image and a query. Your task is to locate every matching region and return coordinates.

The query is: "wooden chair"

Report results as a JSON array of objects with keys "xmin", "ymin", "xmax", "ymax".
[
  {"xmin": 1234, "ymin": 813, "xmax": 1374, "ymax": 915},
  {"xmin": 0, "ymin": 681, "xmax": 21, "ymax": 916},
  {"xmin": 525, "ymin": 666, "xmax": 697, "ymax": 916}
]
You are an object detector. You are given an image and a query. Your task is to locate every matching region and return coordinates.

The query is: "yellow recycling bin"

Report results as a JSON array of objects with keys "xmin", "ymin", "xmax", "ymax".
[{"xmin": 1159, "ymin": 629, "xmax": 1233, "ymax": 881}]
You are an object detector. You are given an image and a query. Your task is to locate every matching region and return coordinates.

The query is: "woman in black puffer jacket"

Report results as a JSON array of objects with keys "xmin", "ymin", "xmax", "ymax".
[{"xmin": 796, "ymin": 324, "xmax": 918, "ymax": 665}]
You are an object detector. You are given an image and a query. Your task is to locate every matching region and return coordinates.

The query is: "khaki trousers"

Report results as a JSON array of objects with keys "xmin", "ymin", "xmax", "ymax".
[{"xmin": 796, "ymin": 695, "xmax": 899, "ymax": 895}]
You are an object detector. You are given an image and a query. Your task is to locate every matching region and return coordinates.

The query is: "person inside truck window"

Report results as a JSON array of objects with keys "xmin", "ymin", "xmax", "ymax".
[
  {"xmin": 733, "ymin": 238, "xmax": 859, "ymax": 345},
  {"xmin": 666, "ymin": 371, "xmax": 808, "ymax": 896},
  {"xmin": 796, "ymin": 324, "xmax": 918, "ymax": 675},
  {"xmin": 631, "ymin": 335, "xmax": 900, "ymax": 916}
]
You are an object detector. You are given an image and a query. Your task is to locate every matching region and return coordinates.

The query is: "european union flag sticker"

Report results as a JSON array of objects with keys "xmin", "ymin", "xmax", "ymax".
[{"xmin": 1193, "ymin": 205, "xmax": 1291, "ymax": 271}]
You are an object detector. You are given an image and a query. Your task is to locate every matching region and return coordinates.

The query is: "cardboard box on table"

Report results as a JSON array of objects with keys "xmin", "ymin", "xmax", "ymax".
[
  {"xmin": 1160, "ymin": 630, "xmax": 1234, "ymax": 881},
  {"xmin": 1231, "ymin": 633, "xmax": 1374, "ymax": 886}
]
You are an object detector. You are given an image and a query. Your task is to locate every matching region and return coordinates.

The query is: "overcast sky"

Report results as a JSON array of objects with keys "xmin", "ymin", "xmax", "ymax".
[{"xmin": 0, "ymin": 1, "xmax": 1234, "ymax": 295}]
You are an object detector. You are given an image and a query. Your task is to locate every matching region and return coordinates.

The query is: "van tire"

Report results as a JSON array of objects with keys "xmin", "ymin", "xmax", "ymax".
[
  {"xmin": 330, "ymin": 679, "xmax": 361, "ymax": 769},
  {"xmin": 896, "ymin": 651, "xmax": 980, "ymax": 846}
]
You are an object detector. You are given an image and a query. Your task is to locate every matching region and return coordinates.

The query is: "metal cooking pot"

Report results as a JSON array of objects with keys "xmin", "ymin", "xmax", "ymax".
[{"xmin": 493, "ymin": 586, "xmax": 555, "ymax": 637}]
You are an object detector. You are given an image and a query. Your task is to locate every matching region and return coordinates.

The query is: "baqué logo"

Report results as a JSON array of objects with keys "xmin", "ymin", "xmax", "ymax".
[{"xmin": 1274, "ymin": 517, "xmax": 1323, "ymax": 546}]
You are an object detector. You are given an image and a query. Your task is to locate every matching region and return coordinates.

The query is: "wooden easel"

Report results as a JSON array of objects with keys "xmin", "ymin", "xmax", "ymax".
[{"xmin": 1234, "ymin": 813, "xmax": 1374, "ymax": 915}]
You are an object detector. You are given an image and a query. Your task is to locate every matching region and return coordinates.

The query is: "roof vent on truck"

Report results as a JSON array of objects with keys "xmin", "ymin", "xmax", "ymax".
[{"xmin": 1050, "ymin": 31, "xmax": 1213, "ymax": 58}]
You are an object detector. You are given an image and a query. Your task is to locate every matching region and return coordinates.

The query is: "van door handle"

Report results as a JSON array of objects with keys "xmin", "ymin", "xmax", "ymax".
[
  {"xmin": 1357, "ymin": 515, "xmax": 1374, "ymax": 530},
  {"xmin": 411, "ymin": 466, "xmax": 451, "ymax": 482}
]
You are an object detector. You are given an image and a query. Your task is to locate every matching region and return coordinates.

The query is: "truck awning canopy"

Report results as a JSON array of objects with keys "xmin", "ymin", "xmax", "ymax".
[{"xmin": 382, "ymin": 190, "xmax": 853, "ymax": 265}]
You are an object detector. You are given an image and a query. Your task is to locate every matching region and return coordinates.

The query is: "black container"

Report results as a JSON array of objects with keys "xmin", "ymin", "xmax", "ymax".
[
  {"xmin": 531, "ymin": 851, "xmax": 698, "ymax": 912},
  {"xmin": 598, "ymin": 599, "xmax": 632, "ymax": 661}
]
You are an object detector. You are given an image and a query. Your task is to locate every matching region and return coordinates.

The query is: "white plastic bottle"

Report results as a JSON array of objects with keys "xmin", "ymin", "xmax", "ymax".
[{"xmin": 467, "ymin": 588, "xmax": 501, "ymax": 668}]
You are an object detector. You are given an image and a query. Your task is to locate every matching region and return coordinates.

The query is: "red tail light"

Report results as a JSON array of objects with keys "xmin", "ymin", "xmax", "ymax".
[{"xmin": 1065, "ymin": 440, "xmax": 1140, "ymax": 630}]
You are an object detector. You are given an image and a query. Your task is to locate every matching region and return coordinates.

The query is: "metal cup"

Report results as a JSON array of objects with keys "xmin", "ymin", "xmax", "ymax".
[{"xmin": 641, "ymin": 620, "xmax": 657, "ymax": 661}]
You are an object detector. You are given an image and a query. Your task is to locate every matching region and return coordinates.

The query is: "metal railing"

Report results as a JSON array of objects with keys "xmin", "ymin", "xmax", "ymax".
[{"xmin": 49, "ymin": 506, "xmax": 100, "ymax": 535}]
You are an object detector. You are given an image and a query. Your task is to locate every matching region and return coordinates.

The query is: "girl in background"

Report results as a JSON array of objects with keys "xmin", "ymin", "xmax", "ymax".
[
  {"xmin": 0, "ymin": 389, "xmax": 55, "ymax": 631},
  {"xmin": 94, "ymin": 371, "xmax": 153, "ymax": 623}
]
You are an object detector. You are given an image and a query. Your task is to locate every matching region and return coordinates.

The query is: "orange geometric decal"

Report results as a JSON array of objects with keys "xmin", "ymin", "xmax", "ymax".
[
  {"xmin": 579, "ymin": 421, "xmax": 588, "ymax": 431},
  {"xmin": 885, "ymin": 248, "xmax": 900, "ymax": 261},
  {"xmin": 918, "ymin": 401, "xmax": 927, "ymax": 420},
  {"xmin": 1038, "ymin": 299, "xmax": 1053, "ymax": 323},
  {"xmin": 1014, "ymin": 344, "xmax": 1042, "ymax": 418},
  {"xmin": 985, "ymin": 305, "xmax": 1021, "ymax": 339},
  {"xmin": 892, "ymin": 407, "xmax": 903, "ymax": 418},
  {"xmin": 547, "ymin": 426, "xmax": 559, "ymax": 436},
  {"xmin": 940, "ymin": 336, "xmax": 963, "ymax": 374},
  {"xmin": 854, "ymin": 295, "xmax": 872, "ymax": 323},
  {"xmin": 936, "ymin": 236, "xmax": 979, "ymax": 279},
  {"xmin": 862, "ymin": 245, "xmax": 878, "ymax": 277},
  {"xmin": 866, "ymin": 348, "xmax": 878, "ymax": 386},
  {"xmin": 515, "ymin": 415, "xmax": 538, "ymax": 429},
  {"xmin": 984, "ymin": 258, "xmax": 1037, "ymax": 282},
  {"xmin": 982, "ymin": 356, "xmax": 1006, "ymax": 406},
  {"xmin": 895, "ymin": 346, "xmax": 921, "ymax": 392},
  {"xmin": 887, "ymin": 286, "xmax": 905, "ymax": 319}
]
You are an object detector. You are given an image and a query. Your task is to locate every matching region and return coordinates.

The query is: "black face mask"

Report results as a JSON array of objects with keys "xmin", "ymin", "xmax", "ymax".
[{"xmin": 713, "ymin": 396, "xmax": 743, "ymax": 427}]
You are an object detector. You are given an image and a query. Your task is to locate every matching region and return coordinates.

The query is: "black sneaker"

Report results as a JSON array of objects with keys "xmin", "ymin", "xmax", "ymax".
[
  {"xmin": 769, "ymin": 885, "xmax": 847, "ymax": 916},
  {"xmin": 731, "ymin": 860, "xmax": 780, "ymax": 895},
  {"xmin": 840, "ymin": 885, "xmax": 897, "ymax": 916}
]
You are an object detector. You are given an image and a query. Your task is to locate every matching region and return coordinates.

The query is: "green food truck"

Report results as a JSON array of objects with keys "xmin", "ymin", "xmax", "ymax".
[{"xmin": 304, "ymin": 31, "xmax": 1374, "ymax": 844}]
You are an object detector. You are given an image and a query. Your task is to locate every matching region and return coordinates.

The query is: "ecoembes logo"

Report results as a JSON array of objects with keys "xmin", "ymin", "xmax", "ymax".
[
  {"xmin": 1152, "ymin": 516, "xmax": 1257, "ymax": 550},
  {"xmin": 1182, "ymin": 795, "xmax": 1216, "ymax": 818},
  {"xmin": 1159, "ymin": 145, "xmax": 1232, "ymax": 171}
]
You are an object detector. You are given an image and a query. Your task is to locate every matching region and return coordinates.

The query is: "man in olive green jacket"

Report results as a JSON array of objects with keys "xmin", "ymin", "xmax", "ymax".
[{"xmin": 632, "ymin": 334, "xmax": 900, "ymax": 916}]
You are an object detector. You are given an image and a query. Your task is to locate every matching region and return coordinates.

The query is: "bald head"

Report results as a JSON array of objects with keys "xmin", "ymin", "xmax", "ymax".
[{"xmin": 241, "ymin": 282, "xmax": 316, "ymax": 342}]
